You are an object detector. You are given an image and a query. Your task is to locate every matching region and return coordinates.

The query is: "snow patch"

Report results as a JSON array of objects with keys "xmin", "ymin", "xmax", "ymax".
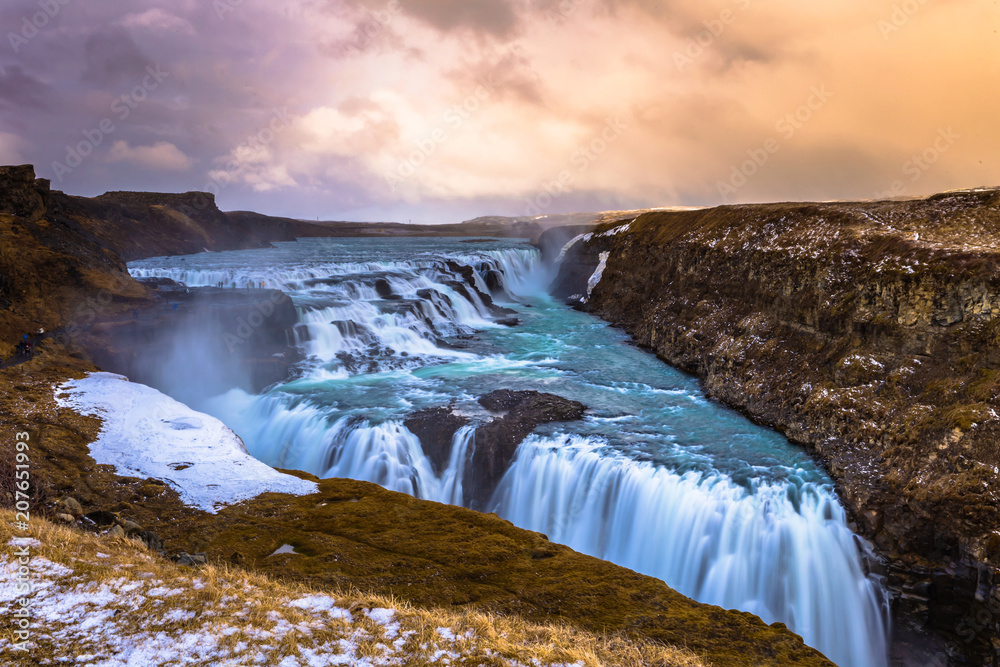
[
  {"xmin": 586, "ymin": 252, "xmax": 611, "ymax": 299},
  {"xmin": 269, "ymin": 544, "xmax": 300, "ymax": 556},
  {"xmin": 54, "ymin": 373, "xmax": 318, "ymax": 513},
  {"xmin": 596, "ymin": 222, "xmax": 631, "ymax": 237}
]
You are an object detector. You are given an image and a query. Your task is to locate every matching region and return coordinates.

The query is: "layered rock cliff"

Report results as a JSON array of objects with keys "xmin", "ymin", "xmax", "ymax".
[{"xmin": 549, "ymin": 190, "xmax": 1000, "ymax": 664}]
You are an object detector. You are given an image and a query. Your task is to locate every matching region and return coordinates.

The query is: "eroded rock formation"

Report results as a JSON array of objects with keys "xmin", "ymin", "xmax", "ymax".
[{"xmin": 468, "ymin": 390, "xmax": 586, "ymax": 508}]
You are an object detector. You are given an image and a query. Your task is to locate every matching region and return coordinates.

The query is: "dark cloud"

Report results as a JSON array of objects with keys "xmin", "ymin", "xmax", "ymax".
[
  {"xmin": 589, "ymin": 0, "xmax": 783, "ymax": 70},
  {"xmin": 319, "ymin": 19, "xmax": 416, "ymax": 59},
  {"xmin": 447, "ymin": 47, "xmax": 545, "ymax": 105},
  {"xmin": 81, "ymin": 26, "xmax": 154, "ymax": 86},
  {"xmin": 400, "ymin": 0, "xmax": 521, "ymax": 38},
  {"xmin": 0, "ymin": 65, "xmax": 52, "ymax": 111}
]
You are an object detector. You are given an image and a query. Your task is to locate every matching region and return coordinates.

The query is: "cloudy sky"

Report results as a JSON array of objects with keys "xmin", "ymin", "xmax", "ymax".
[{"xmin": 0, "ymin": 0, "xmax": 996, "ymax": 223}]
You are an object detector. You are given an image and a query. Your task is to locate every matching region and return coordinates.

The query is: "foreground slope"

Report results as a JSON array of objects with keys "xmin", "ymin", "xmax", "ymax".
[{"xmin": 1, "ymin": 511, "xmax": 707, "ymax": 667}]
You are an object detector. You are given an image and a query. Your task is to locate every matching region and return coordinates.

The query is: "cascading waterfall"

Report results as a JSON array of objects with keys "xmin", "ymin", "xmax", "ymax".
[
  {"xmin": 130, "ymin": 237, "xmax": 889, "ymax": 667},
  {"xmin": 491, "ymin": 436, "xmax": 888, "ymax": 667}
]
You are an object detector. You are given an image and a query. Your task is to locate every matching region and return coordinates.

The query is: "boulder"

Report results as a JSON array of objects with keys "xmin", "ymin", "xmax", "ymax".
[
  {"xmin": 174, "ymin": 552, "xmax": 208, "ymax": 566},
  {"xmin": 134, "ymin": 530, "xmax": 165, "ymax": 554},
  {"xmin": 119, "ymin": 519, "xmax": 143, "ymax": 534},
  {"xmin": 375, "ymin": 278, "xmax": 400, "ymax": 300},
  {"xmin": 404, "ymin": 407, "xmax": 470, "ymax": 475},
  {"xmin": 467, "ymin": 390, "xmax": 586, "ymax": 509},
  {"xmin": 58, "ymin": 496, "xmax": 83, "ymax": 517},
  {"xmin": 86, "ymin": 510, "xmax": 118, "ymax": 527}
]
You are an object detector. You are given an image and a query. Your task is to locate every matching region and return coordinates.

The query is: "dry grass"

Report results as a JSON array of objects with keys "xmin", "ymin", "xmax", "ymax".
[{"xmin": 0, "ymin": 510, "xmax": 707, "ymax": 667}]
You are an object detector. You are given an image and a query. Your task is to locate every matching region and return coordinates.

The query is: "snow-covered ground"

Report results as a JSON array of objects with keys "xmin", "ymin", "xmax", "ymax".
[
  {"xmin": 54, "ymin": 372, "xmax": 317, "ymax": 513},
  {"xmin": 0, "ymin": 544, "xmax": 586, "ymax": 667}
]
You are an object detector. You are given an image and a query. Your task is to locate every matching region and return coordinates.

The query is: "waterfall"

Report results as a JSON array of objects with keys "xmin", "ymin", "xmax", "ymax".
[
  {"xmin": 490, "ymin": 435, "xmax": 889, "ymax": 667},
  {"xmin": 130, "ymin": 238, "xmax": 890, "ymax": 667}
]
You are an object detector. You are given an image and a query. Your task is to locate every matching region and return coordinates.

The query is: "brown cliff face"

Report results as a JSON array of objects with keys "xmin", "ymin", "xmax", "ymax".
[
  {"xmin": 550, "ymin": 190, "xmax": 1000, "ymax": 664},
  {"xmin": 0, "ymin": 166, "xmax": 145, "ymax": 355},
  {"xmin": 0, "ymin": 165, "xmax": 303, "ymax": 360}
]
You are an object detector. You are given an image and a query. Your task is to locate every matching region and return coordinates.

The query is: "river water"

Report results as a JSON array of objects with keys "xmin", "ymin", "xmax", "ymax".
[{"xmin": 130, "ymin": 236, "xmax": 890, "ymax": 667}]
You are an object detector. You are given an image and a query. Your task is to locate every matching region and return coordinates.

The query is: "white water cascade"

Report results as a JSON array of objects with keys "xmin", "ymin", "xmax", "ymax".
[
  {"xmin": 492, "ymin": 436, "xmax": 889, "ymax": 667},
  {"xmin": 130, "ymin": 239, "xmax": 890, "ymax": 667}
]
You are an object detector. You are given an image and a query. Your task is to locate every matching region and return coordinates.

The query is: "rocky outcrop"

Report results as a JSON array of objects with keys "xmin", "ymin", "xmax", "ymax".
[
  {"xmin": 0, "ymin": 166, "xmax": 146, "ymax": 355},
  {"xmin": 404, "ymin": 391, "xmax": 586, "ymax": 505},
  {"xmin": 0, "ymin": 164, "xmax": 46, "ymax": 220},
  {"xmin": 467, "ymin": 390, "xmax": 586, "ymax": 508},
  {"xmin": 87, "ymin": 189, "xmax": 296, "ymax": 261},
  {"xmin": 404, "ymin": 406, "xmax": 470, "ymax": 475},
  {"xmin": 549, "ymin": 189, "xmax": 1000, "ymax": 664}
]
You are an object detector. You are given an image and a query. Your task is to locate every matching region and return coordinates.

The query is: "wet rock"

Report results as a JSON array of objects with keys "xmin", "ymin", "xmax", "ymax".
[
  {"xmin": 484, "ymin": 270, "xmax": 504, "ymax": 295},
  {"xmin": 467, "ymin": 390, "xmax": 586, "ymax": 509},
  {"xmin": 444, "ymin": 280, "xmax": 517, "ymax": 318},
  {"xmin": 135, "ymin": 277, "xmax": 182, "ymax": 288},
  {"xmin": 333, "ymin": 320, "xmax": 375, "ymax": 344},
  {"xmin": 375, "ymin": 278, "xmax": 401, "ymax": 300},
  {"xmin": 404, "ymin": 407, "xmax": 471, "ymax": 475},
  {"xmin": 495, "ymin": 316, "xmax": 520, "ymax": 327},
  {"xmin": 445, "ymin": 260, "xmax": 477, "ymax": 288}
]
